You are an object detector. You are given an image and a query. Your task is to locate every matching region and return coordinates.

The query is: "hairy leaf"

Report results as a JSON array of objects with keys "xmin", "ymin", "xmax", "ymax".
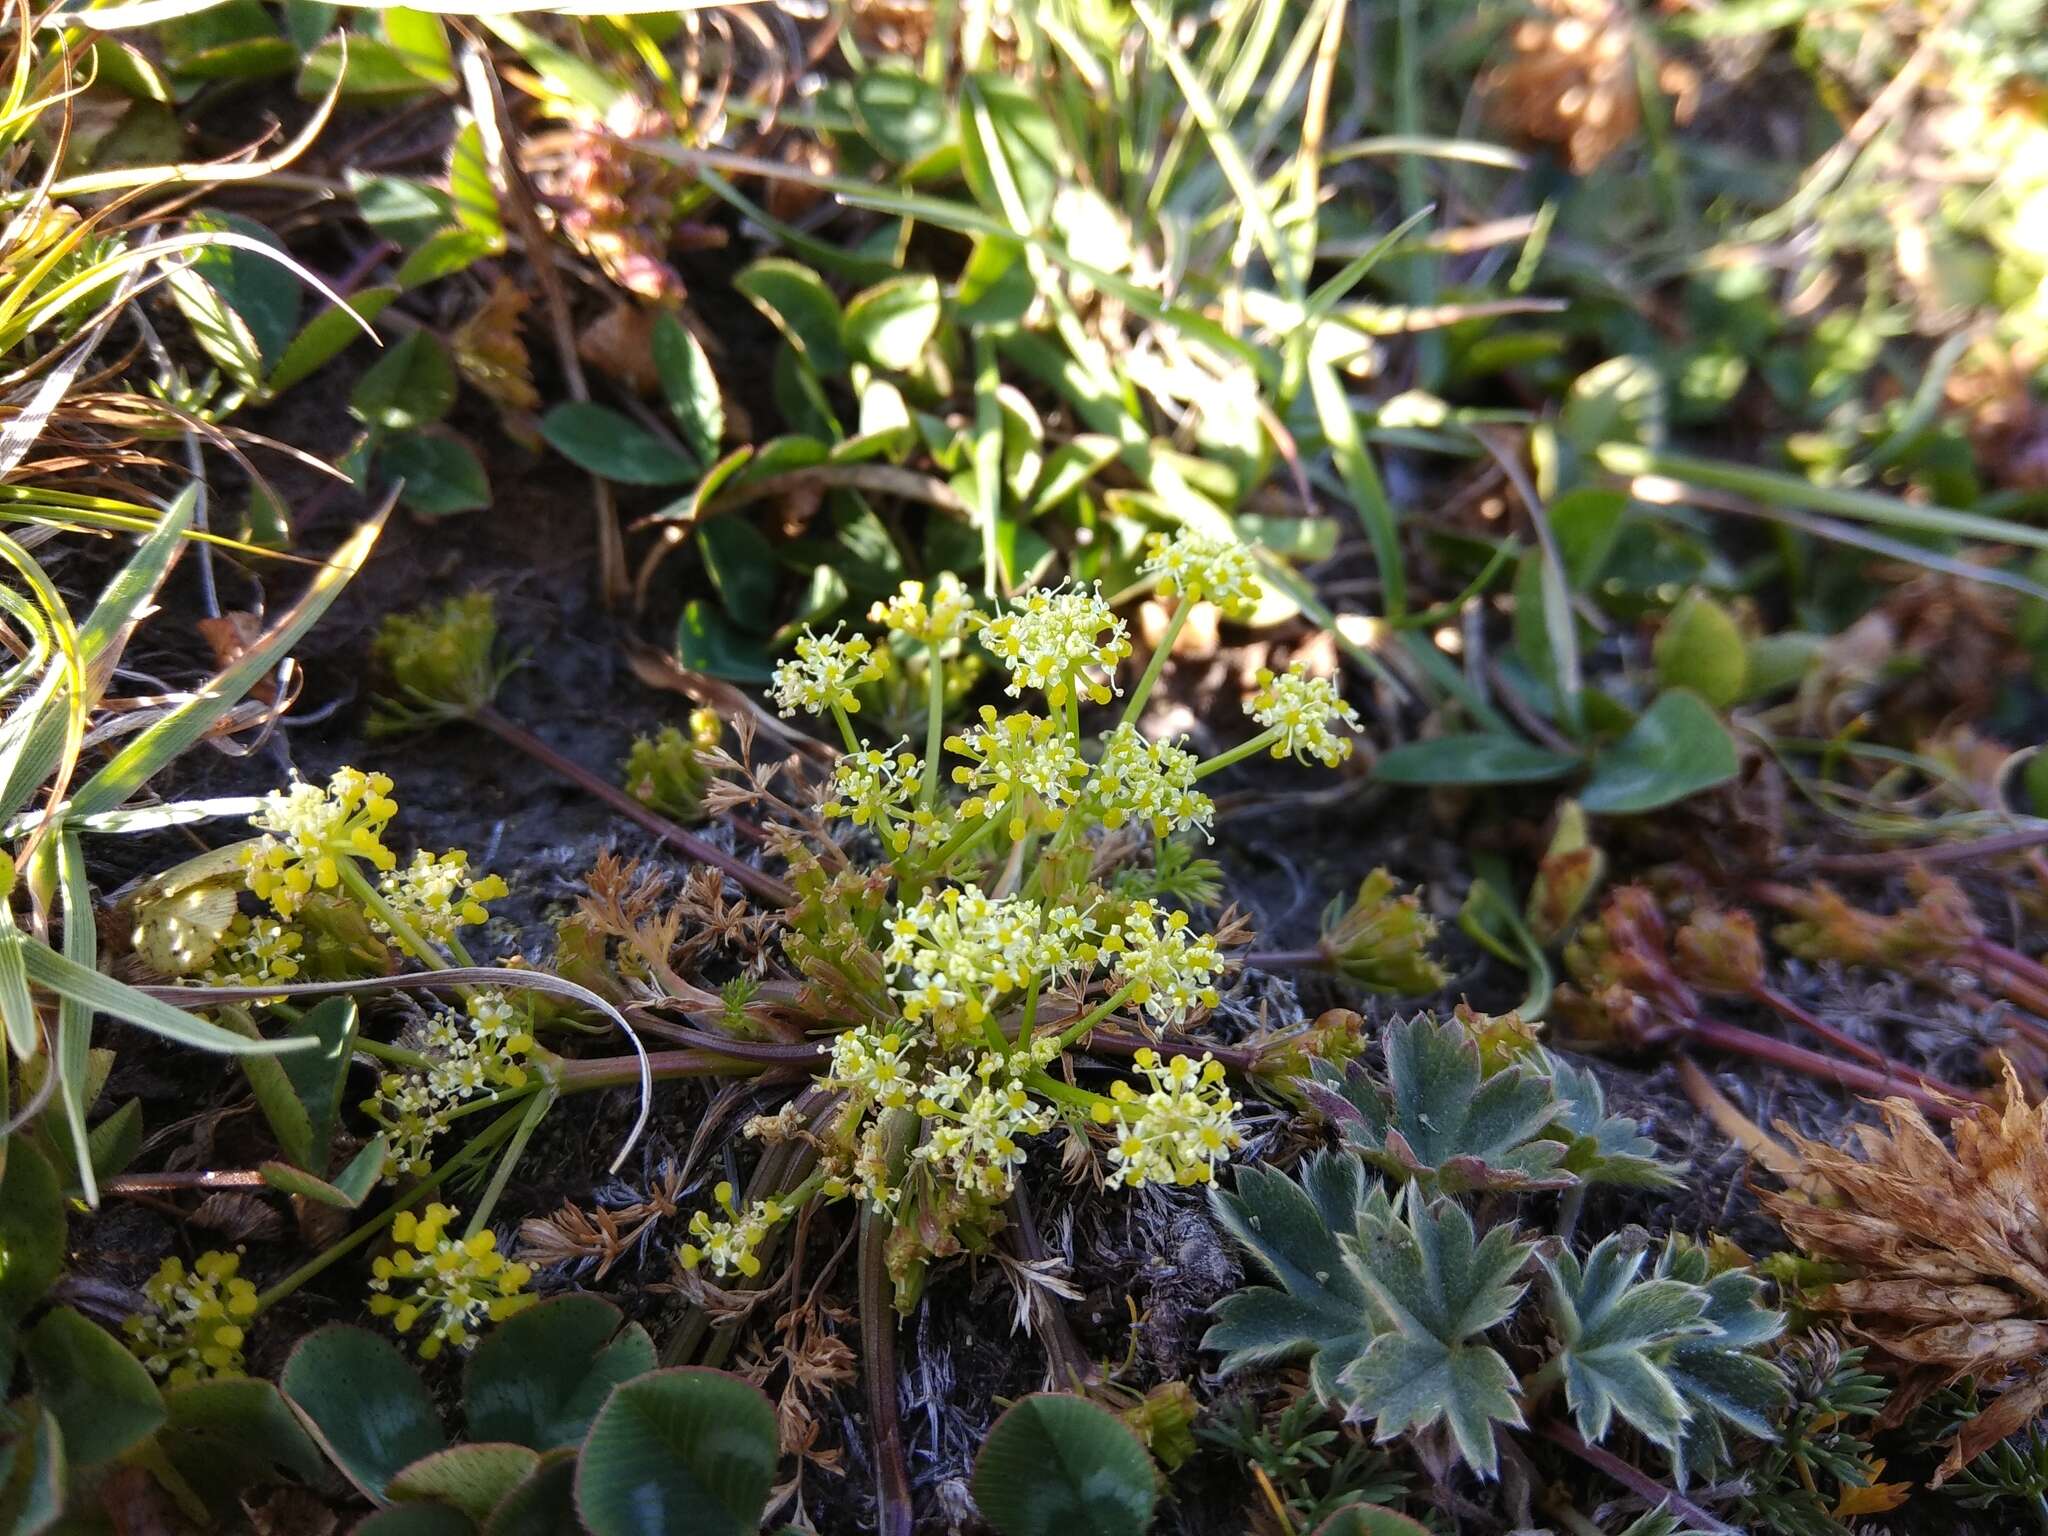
[
  {"xmin": 1542, "ymin": 1236, "xmax": 1712, "ymax": 1453},
  {"xmin": 1308, "ymin": 1014, "xmax": 1570, "ymax": 1193},
  {"xmin": 1338, "ymin": 1191, "xmax": 1534, "ymax": 1476},
  {"xmin": 1547, "ymin": 1054, "xmax": 1679, "ymax": 1189},
  {"xmin": 1205, "ymin": 1154, "xmax": 1389, "ymax": 1402},
  {"xmin": 1654, "ymin": 1238, "xmax": 1788, "ymax": 1482}
]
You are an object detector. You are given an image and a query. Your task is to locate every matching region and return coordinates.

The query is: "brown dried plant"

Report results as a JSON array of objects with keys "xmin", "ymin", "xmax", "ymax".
[{"xmin": 1761, "ymin": 1063, "xmax": 2048, "ymax": 1482}]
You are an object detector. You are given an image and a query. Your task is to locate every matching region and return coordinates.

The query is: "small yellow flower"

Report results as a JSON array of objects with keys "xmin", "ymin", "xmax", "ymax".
[
  {"xmin": 1246, "ymin": 663, "xmax": 1361, "ymax": 767},
  {"xmin": 1143, "ymin": 529, "xmax": 1260, "ymax": 620},
  {"xmin": 679, "ymin": 1181, "xmax": 790, "ymax": 1279},
  {"xmin": 1091, "ymin": 724, "xmax": 1213, "ymax": 839},
  {"xmin": 198, "ymin": 914, "xmax": 304, "ymax": 990},
  {"xmin": 124, "ymin": 1250, "xmax": 260, "ymax": 1386},
  {"xmin": 1099, "ymin": 1051, "xmax": 1241, "ymax": 1189},
  {"xmin": 947, "ymin": 709, "xmax": 1087, "ymax": 840},
  {"xmin": 821, "ymin": 744, "xmax": 930, "ymax": 853},
  {"xmin": 368, "ymin": 1203, "xmax": 533, "ymax": 1358},
  {"xmin": 377, "ymin": 850, "xmax": 507, "ymax": 945},
  {"xmin": 979, "ymin": 583, "xmax": 1131, "ymax": 707},
  {"xmin": 871, "ymin": 574, "xmax": 977, "ymax": 645},
  {"xmin": 1101, "ymin": 900, "xmax": 1224, "ymax": 1026},
  {"xmin": 771, "ymin": 628, "xmax": 887, "ymax": 717},
  {"xmin": 243, "ymin": 768, "xmax": 399, "ymax": 918}
]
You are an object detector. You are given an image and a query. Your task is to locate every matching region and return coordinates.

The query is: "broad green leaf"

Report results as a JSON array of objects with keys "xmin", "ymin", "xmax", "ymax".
[
  {"xmin": 1205, "ymin": 1153, "xmax": 1385, "ymax": 1402},
  {"xmin": 1542, "ymin": 1236, "xmax": 1712, "ymax": 1452},
  {"xmin": 1372, "ymin": 733, "xmax": 1581, "ymax": 787},
  {"xmin": 283, "ymin": 0, "xmax": 335, "ymax": 51},
  {"xmin": 651, "ymin": 311, "xmax": 722, "ymax": 465},
  {"xmin": 735, "ymin": 259, "xmax": 847, "ymax": 377},
  {"xmin": 970, "ymin": 1394, "xmax": 1156, "ymax": 1536},
  {"xmin": 1339, "ymin": 1193, "xmax": 1533, "ymax": 1477},
  {"xmin": 237, "ymin": 998, "xmax": 355, "ymax": 1170},
  {"xmin": 382, "ymin": 431, "xmax": 490, "ymax": 518},
  {"xmin": 464, "ymin": 1296, "xmax": 656, "ymax": 1451},
  {"xmin": 573, "ymin": 1368, "xmax": 777, "ymax": 1536},
  {"xmin": 396, "ymin": 228, "xmax": 496, "ymax": 289},
  {"xmin": 1578, "ymin": 690, "xmax": 1737, "ymax": 815},
  {"xmin": 540, "ymin": 404, "xmax": 698, "ymax": 486},
  {"xmin": 0, "ymin": 1141, "xmax": 64, "ymax": 1321},
  {"xmin": 352, "ymin": 330, "xmax": 456, "ymax": 430},
  {"xmin": 1549, "ymin": 487, "xmax": 1629, "ymax": 587},
  {"xmin": 1306, "ymin": 1015, "xmax": 1570, "ymax": 1194},
  {"xmin": 676, "ymin": 600, "xmax": 774, "ymax": 683},
  {"xmin": 479, "ymin": 1447, "xmax": 576, "ymax": 1536},
  {"xmin": 299, "ymin": 32, "xmax": 452, "ymax": 100},
  {"xmin": 390, "ymin": 1443, "xmax": 539, "ymax": 1522},
  {"xmin": 699, "ymin": 518, "xmax": 778, "ymax": 628},
  {"xmin": 24, "ymin": 1306, "xmax": 165, "ymax": 1465},
  {"xmin": 72, "ymin": 512, "xmax": 382, "ymax": 817},
  {"xmin": 281, "ymin": 1324, "xmax": 446, "ymax": 1499},
  {"xmin": 448, "ymin": 120, "xmax": 503, "ymax": 247},
  {"xmin": 852, "ymin": 63, "xmax": 951, "ymax": 163},
  {"xmin": 355, "ymin": 1506, "xmax": 475, "ymax": 1536},
  {"xmin": 844, "ymin": 275, "xmax": 941, "ymax": 373},
  {"xmin": 269, "ymin": 286, "xmax": 397, "ymax": 396},
  {"xmin": 0, "ymin": 1400, "xmax": 64, "ymax": 1534},
  {"xmin": 1560, "ymin": 355, "xmax": 1664, "ymax": 469},
  {"xmin": 169, "ymin": 210, "xmax": 302, "ymax": 392},
  {"xmin": 352, "ymin": 174, "xmax": 455, "ymax": 250},
  {"xmin": 381, "ymin": 9, "xmax": 455, "ymax": 89},
  {"xmin": 159, "ymin": 1377, "xmax": 332, "ymax": 1514},
  {"xmin": 955, "ymin": 235, "xmax": 1034, "ymax": 328},
  {"xmin": 1029, "ymin": 434, "xmax": 1118, "ymax": 515},
  {"xmin": 959, "ymin": 74, "xmax": 1060, "ymax": 231}
]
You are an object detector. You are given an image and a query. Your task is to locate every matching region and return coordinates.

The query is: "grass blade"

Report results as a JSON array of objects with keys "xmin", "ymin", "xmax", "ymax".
[{"xmin": 20, "ymin": 940, "xmax": 316, "ymax": 1057}]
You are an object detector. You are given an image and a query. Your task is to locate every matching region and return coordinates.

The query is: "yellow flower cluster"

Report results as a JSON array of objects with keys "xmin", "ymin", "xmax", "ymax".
[
  {"xmin": 1101, "ymin": 900, "xmax": 1225, "ymax": 1025},
  {"xmin": 377, "ymin": 850, "xmax": 508, "ymax": 945},
  {"xmin": 1143, "ymin": 529, "xmax": 1261, "ymax": 620},
  {"xmin": 821, "ymin": 744, "xmax": 930, "ymax": 853},
  {"xmin": 770, "ymin": 629, "xmax": 886, "ymax": 717},
  {"xmin": 979, "ymin": 583, "xmax": 1131, "ymax": 706},
  {"xmin": 1246, "ymin": 663, "xmax": 1362, "ymax": 767},
  {"xmin": 124, "ymin": 1250, "xmax": 259, "ymax": 1385},
  {"xmin": 200, "ymin": 914, "xmax": 304, "ymax": 989},
  {"xmin": 911, "ymin": 1058, "xmax": 1051, "ymax": 1200},
  {"xmin": 364, "ymin": 991, "xmax": 535, "ymax": 1177},
  {"xmin": 680, "ymin": 1181, "xmax": 789, "ymax": 1279},
  {"xmin": 1095, "ymin": 1050, "xmax": 1241, "ymax": 1188},
  {"xmin": 871, "ymin": 573, "xmax": 977, "ymax": 644},
  {"xmin": 368, "ymin": 1204, "xmax": 533, "ymax": 1358},
  {"xmin": 882, "ymin": 887, "xmax": 1088, "ymax": 1028},
  {"xmin": 1092, "ymin": 724, "xmax": 1213, "ymax": 839},
  {"xmin": 244, "ymin": 768, "xmax": 399, "ymax": 917},
  {"xmin": 828, "ymin": 1025, "xmax": 920, "ymax": 1110},
  {"xmin": 947, "ymin": 709, "xmax": 1087, "ymax": 840}
]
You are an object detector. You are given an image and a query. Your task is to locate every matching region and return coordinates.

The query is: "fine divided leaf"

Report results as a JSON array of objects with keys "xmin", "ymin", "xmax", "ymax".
[{"xmin": 1542, "ymin": 1235, "xmax": 1713, "ymax": 1453}]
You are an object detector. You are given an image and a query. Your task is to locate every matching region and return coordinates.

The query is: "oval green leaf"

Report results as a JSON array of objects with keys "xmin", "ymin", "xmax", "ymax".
[
  {"xmin": 390, "ymin": 1443, "xmax": 540, "ymax": 1522},
  {"xmin": 540, "ymin": 403, "xmax": 700, "ymax": 486},
  {"xmin": 464, "ymin": 1295, "xmax": 656, "ymax": 1452},
  {"xmin": 1373, "ymin": 734, "xmax": 1582, "ymax": 788},
  {"xmin": 573, "ymin": 1368, "xmax": 778, "ymax": 1536},
  {"xmin": 1579, "ymin": 689, "xmax": 1738, "ymax": 815},
  {"xmin": 281, "ymin": 1324, "xmax": 447, "ymax": 1500},
  {"xmin": 970, "ymin": 1393, "xmax": 1157, "ymax": 1536},
  {"xmin": 24, "ymin": 1306, "xmax": 165, "ymax": 1466}
]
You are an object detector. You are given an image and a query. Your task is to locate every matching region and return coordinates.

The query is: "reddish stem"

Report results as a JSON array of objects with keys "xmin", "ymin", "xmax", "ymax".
[
  {"xmin": 101, "ymin": 1170, "xmax": 270, "ymax": 1194},
  {"xmin": 551, "ymin": 1047, "xmax": 752, "ymax": 1092},
  {"xmin": 859, "ymin": 1203, "xmax": 915, "ymax": 1536},
  {"xmin": 1748, "ymin": 984, "xmax": 1978, "ymax": 1102},
  {"xmin": 1785, "ymin": 827, "xmax": 2048, "ymax": 874},
  {"xmin": 1691, "ymin": 1016, "xmax": 1962, "ymax": 1118},
  {"xmin": 475, "ymin": 704, "xmax": 794, "ymax": 907},
  {"xmin": 1005, "ymin": 1184, "xmax": 1095, "ymax": 1391}
]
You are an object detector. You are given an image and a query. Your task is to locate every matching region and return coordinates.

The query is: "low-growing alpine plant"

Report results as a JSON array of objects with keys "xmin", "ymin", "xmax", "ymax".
[{"xmin": 1207, "ymin": 1007, "xmax": 1789, "ymax": 1500}]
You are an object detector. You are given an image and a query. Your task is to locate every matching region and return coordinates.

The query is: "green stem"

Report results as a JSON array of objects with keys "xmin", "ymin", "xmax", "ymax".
[
  {"xmin": 337, "ymin": 860, "xmax": 450, "ymax": 972},
  {"xmin": 1055, "ymin": 981, "xmax": 1139, "ymax": 1049},
  {"xmin": 1122, "ymin": 596, "xmax": 1189, "ymax": 725},
  {"xmin": 463, "ymin": 1080, "xmax": 557, "ymax": 1239},
  {"xmin": 355, "ymin": 1036, "xmax": 432, "ymax": 1072},
  {"xmin": 1024, "ymin": 1069, "xmax": 1110, "ymax": 1115},
  {"xmin": 921, "ymin": 642, "xmax": 945, "ymax": 807},
  {"xmin": 252, "ymin": 1103, "xmax": 526, "ymax": 1313},
  {"xmin": 1192, "ymin": 724, "xmax": 1284, "ymax": 780},
  {"xmin": 830, "ymin": 703, "xmax": 862, "ymax": 757}
]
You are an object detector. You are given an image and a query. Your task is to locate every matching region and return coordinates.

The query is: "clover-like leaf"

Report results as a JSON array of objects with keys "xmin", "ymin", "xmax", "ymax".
[
  {"xmin": 1546, "ymin": 1054, "xmax": 1679, "ymax": 1190},
  {"xmin": 1542, "ymin": 1236, "xmax": 1715, "ymax": 1455},
  {"xmin": 1336, "ymin": 1190, "xmax": 1534, "ymax": 1476},
  {"xmin": 1308, "ymin": 1014, "xmax": 1571, "ymax": 1194},
  {"xmin": 1205, "ymin": 1154, "xmax": 1391, "ymax": 1403},
  {"xmin": 1653, "ymin": 1237, "xmax": 1788, "ymax": 1483}
]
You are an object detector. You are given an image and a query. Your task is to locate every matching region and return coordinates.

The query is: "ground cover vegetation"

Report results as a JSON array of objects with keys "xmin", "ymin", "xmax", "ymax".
[{"xmin": 5, "ymin": 0, "xmax": 2048, "ymax": 1529}]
